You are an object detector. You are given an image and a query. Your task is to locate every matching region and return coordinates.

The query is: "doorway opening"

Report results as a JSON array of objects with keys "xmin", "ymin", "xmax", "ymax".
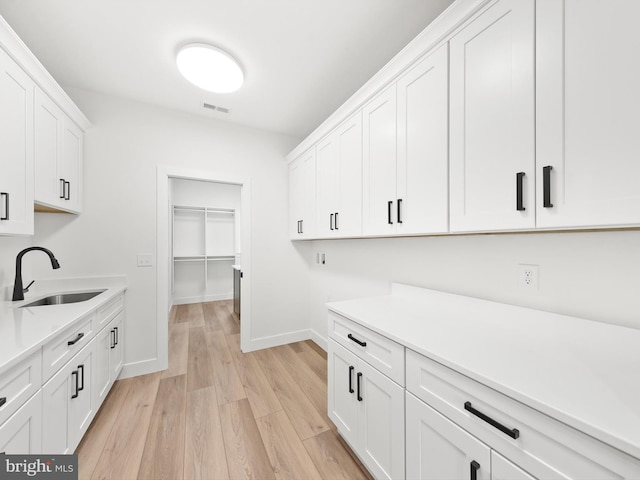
[{"xmin": 156, "ymin": 166, "xmax": 252, "ymax": 372}]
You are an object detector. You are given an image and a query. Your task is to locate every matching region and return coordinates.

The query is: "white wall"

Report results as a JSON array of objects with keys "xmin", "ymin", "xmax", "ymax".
[
  {"xmin": 23, "ymin": 88, "xmax": 310, "ymax": 373},
  {"xmin": 306, "ymin": 230, "xmax": 640, "ymax": 347}
]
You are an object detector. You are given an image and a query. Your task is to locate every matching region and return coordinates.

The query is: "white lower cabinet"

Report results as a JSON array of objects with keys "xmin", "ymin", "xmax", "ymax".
[
  {"xmin": 0, "ymin": 390, "xmax": 42, "ymax": 454},
  {"xmin": 328, "ymin": 338, "xmax": 404, "ymax": 480},
  {"xmin": 42, "ymin": 341, "xmax": 95, "ymax": 454},
  {"xmin": 94, "ymin": 311, "xmax": 124, "ymax": 406}
]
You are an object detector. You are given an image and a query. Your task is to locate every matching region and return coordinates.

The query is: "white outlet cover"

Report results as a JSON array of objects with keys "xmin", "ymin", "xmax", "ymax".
[
  {"xmin": 137, "ymin": 254, "xmax": 153, "ymax": 267},
  {"xmin": 518, "ymin": 264, "xmax": 539, "ymax": 290}
]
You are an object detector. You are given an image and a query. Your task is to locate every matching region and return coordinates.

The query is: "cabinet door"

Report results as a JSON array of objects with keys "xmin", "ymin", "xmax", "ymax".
[
  {"xmin": 406, "ymin": 392, "xmax": 491, "ymax": 480},
  {"xmin": 362, "ymin": 84, "xmax": 397, "ymax": 235},
  {"xmin": 492, "ymin": 451, "xmax": 537, "ymax": 480},
  {"xmin": 60, "ymin": 117, "xmax": 83, "ymax": 213},
  {"xmin": 0, "ymin": 47, "xmax": 34, "ymax": 236},
  {"xmin": 42, "ymin": 361, "xmax": 75, "ymax": 454},
  {"xmin": 288, "ymin": 158, "xmax": 302, "ymax": 238},
  {"xmin": 536, "ymin": 0, "xmax": 640, "ymax": 228},
  {"xmin": 0, "ymin": 391, "xmax": 42, "ymax": 454},
  {"xmin": 449, "ymin": 0, "xmax": 535, "ymax": 232},
  {"xmin": 93, "ymin": 326, "xmax": 112, "ymax": 407},
  {"xmin": 316, "ymin": 133, "xmax": 339, "ymax": 237},
  {"xmin": 397, "ymin": 43, "xmax": 449, "ymax": 235},
  {"xmin": 70, "ymin": 345, "xmax": 95, "ymax": 450},
  {"xmin": 35, "ymin": 87, "xmax": 65, "ymax": 209},
  {"xmin": 357, "ymin": 359, "xmax": 404, "ymax": 480},
  {"xmin": 327, "ymin": 341, "xmax": 358, "ymax": 448},
  {"xmin": 110, "ymin": 312, "xmax": 124, "ymax": 381},
  {"xmin": 336, "ymin": 111, "xmax": 363, "ymax": 237},
  {"xmin": 299, "ymin": 148, "xmax": 317, "ymax": 239}
]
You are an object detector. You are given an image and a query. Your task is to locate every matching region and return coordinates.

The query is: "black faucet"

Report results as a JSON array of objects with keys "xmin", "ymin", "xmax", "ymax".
[{"xmin": 12, "ymin": 247, "xmax": 60, "ymax": 301}]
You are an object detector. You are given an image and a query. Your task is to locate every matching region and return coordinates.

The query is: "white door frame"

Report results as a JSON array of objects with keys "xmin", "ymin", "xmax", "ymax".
[{"xmin": 156, "ymin": 165, "xmax": 252, "ymax": 370}]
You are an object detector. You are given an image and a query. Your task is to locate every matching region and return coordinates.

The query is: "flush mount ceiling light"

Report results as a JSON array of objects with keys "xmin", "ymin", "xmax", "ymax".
[{"xmin": 176, "ymin": 44, "xmax": 244, "ymax": 93}]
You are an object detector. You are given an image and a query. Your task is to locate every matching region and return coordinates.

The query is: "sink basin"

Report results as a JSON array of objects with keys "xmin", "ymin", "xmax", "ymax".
[{"xmin": 20, "ymin": 290, "xmax": 106, "ymax": 308}]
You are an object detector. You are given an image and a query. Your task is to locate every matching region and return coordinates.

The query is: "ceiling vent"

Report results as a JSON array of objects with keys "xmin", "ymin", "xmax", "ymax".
[{"xmin": 203, "ymin": 103, "xmax": 229, "ymax": 114}]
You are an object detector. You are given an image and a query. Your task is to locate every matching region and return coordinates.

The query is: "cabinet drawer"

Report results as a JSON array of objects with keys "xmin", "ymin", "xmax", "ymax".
[
  {"xmin": 328, "ymin": 311, "xmax": 404, "ymax": 386},
  {"xmin": 96, "ymin": 293, "xmax": 123, "ymax": 330},
  {"xmin": 42, "ymin": 312, "xmax": 94, "ymax": 381},
  {"xmin": 0, "ymin": 350, "xmax": 42, "ymax": 425},
  {"xmin": 406, "ymin": 349, "xmax": 640, "ymax": 479}
]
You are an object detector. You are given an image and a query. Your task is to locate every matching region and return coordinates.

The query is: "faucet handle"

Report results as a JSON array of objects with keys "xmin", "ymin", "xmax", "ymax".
[{"xmin": 23, "ymin": 280, "xmax": 35, "ymax": 293}]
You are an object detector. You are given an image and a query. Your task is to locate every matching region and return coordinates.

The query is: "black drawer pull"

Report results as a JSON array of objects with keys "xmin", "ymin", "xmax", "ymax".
[
  {"xmin": 348, "ymin": 365, "xmax": 354, "ymax": 394},
  {"xmin": 67, "ymin": 332, "xmax": 85, "ymax": 346},
  {"xmin": 543, "ymin": 165, "xmax": 553, "ymax": 208},
  {"xmin": 78, "ymin": 364, "xmax": 85, "ymax": 392},
  {"xmin": 111, "ymin": 329, "xmax": 116, "ymax": 349},
  {"xmin": 330, "ymin": 213, "xmax": 334, "ymax": 230},
  {"xmin": 0, "ymin": 397, "xmax": 6, "ymax": 408},
  {"xmin": 397, "ymin": 198, "xmax": 403, "ymax": 223},
  {"xmin": 516, "ymin": 172, "xmax": 525, "ymax": 211},
  {"xmin": 464, "ymin": 401, "xmax": 520, "ymax": 439},
  {"xmin": 59, "ymin": 179, "xmax": 66, "ymax": 199},
  {"xmin": 1, "ymin": 192, "xmax": 8, "ymax": 220},
  {"xmin": 470, "ymin": 460, "xmax": 480, "ymax": 480},
  {"xmin": 71, "ymin": 370, "xmax": 79, "ymax": 399},
  {"xmin": 115, "ymin": 326, "xmax": 119, "ymax": 345},
  {"xmin": 387, "ymin": 200, "xmax": 393, "ymax": 224},
  {"xmin": 347, "ymin": 333, "xmax": 367, "ymax": 347},
  {"xmin": 65, "ymin": 181, "xmax": 71, "ymax": 201},
  {"xmin": 356, "ymin": 372, "xmax": 363, "ymax": 401},
  {"xmin": 334, "ymin": 212, "xmax": 339, "ymax": 230}
]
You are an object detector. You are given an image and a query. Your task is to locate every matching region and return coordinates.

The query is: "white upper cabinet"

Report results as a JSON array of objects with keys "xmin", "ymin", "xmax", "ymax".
[
  {"xmin": 35, "ymin": 87, "xmax": 84, "ymax": 213},
  {"xmin": 536, "ymin": 0, "xmax": 640, "ymax": 229},
  {"xmin": 396, "ymin": 43, "xmax": 449, "ymax": 235},
  {"xmin": 449, "ymin": 0, "xmax": 535, "ymax": 232},
  {"xmin": 289, "ymin": 148, "xmax": 316, "ymax": 239},
  {"xmin": 362, "ymin": 84, "xmax": 398, "ymax": 236},
  {"xmin": 0, "ymin": 46, "xmax": 34, "ymax": 236},
  {"xmin": 316, "ymin": 111, "xmax": 363, "ymax": 238}
]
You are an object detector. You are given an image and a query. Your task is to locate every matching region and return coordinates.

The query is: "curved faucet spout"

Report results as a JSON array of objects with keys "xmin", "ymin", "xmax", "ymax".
[{"xmin": 12, "ymin": 247, "xmax": 61, "ymax": 302}]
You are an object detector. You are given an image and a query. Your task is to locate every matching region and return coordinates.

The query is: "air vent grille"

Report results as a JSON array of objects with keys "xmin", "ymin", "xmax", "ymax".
[{"xmin": 203, "ymin": 103, "xmax": 230, "ymax": 114}]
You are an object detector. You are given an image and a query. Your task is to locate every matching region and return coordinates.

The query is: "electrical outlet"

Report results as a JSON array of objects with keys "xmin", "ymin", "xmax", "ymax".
[
  {"xmin": 518, "ymin": 264, "xmax": 538, "ymax": 290},
  {"xmin": 321, "ymin": 253, "xmax": 326, "ymax": 265},
  {"xmin": 137, "ymin": 254, "xmax": 153, "ymax": 267}
]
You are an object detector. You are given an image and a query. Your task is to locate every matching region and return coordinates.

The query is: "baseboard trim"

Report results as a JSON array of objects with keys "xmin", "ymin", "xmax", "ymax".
[
  {"xmin": 173, "ymin": 293, "xmax": 232, "ymax": 305},
  {"xmin": 309, "ymin": 329, "xmax": 327, "ymax": 351},
  {"xmin": 119, "ymin": 358, "xmax": 165, "ymax": 380},
  {"xmin": 244, "ymin": 329, "xmax": 312, "ymax": 352}
]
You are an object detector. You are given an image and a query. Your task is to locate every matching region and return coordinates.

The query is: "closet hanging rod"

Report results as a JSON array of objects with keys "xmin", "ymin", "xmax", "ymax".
[{"xmin": 173, "ymin": 205, "xmax": 235, "ymax": 214}]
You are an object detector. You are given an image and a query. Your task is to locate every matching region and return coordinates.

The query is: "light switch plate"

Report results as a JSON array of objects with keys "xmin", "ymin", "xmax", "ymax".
[{"xmin": 137, "ymin": 254, "xmax": 153, "ymax": 267}]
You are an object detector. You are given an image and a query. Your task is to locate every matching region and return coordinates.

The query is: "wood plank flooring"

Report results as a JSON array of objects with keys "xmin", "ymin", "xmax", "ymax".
[{"xmin": 76, "ymin": 300, "xmax": 372, "ymax": 480}]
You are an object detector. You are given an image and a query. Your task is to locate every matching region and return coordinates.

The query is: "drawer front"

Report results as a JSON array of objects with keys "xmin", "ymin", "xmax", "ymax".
[
  {"xmin": 328, "ymin": 311, "xmax": 404, "ymax": 386},
  {"xmin": 406, "ymin": 349, "xmax": 640, "ymax": 479},
  {"xmin": 42, "ymin": 312, "xmax": 95, "ymax": 381},
  {"xmin": 96, "ymin": 293, "xmax": 124, "ymax": 330},
  {"xmin": 0, "ymin": 350, "xmax": 42, "ymax": 425}
]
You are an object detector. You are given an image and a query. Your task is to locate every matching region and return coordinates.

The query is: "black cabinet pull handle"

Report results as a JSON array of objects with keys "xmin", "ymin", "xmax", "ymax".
[
  {"xmin": 470, "ymin": 460, "xmax": 480, "ymax": 480},
  {"xmin": 59, "ymin": 179, "xmax": 66, "ymax": 199},
  {"xmin": 334, "ymin": 212, "xmax": 339, "ymax": 230},
  {"xmin": 0, "ymin": 397, "xmax": 6, "ymax": 408},
  {"xmin": 300, "ymin": 219, "xmax": 303, "ymax": 234},
  {"xmin": 356, "ymin": 372, "xmax": 363, "ymax": 401},
  {"xmin": 387, "ymin": 201, "xmax": 393, "ymax": 224},
  {"xmin": 464, "ymin": 401, "xmax": 520, "ymax": 439},
  {"xmin": 347, "ymin": 333, "xmax": 367, "ymax": 347},
  {"xmin": 0, "ymin": 192, "xmax": 8, "ymax": 220},
  {"xmin": 111, "ymin": 329, "xmax": 116, "ymax": 349},
  {"xmin": 543, "ymin": 165, "xmax": 553, "ymax": 208},
  {"xmin": 516, "ymin": 172, "xmax": 525, "ymax": 211},
  {"xmin": 65, "ymin": 181, "xmax": 71, "ymax": 200},
  {"xmin": 71, "ymin": 370, "xmax": 79, "ymax": 399},
  {"xmin": 67, "ymin": 332, "xmax": 85, "ymax": 346},
  {"xmin": 348, "ymin": 366, "xmax": 355, "ymax": 394},
  {"xmin": 115, "ymin": 326, "xmax": 119, "ymax": 345},
  {"xmin": 330, "ymin": 213, "xmax": 334, "ymax": 230},
  {"xmin": 397, "ymin": 199, "xmax": 403, "ymax": 223},
  {"xmin": 78, "ymin": 364, "xmax": 85, "ymax": 392}
]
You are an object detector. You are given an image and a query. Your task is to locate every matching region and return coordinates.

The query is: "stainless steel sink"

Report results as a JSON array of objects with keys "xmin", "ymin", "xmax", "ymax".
[{"xmin": 20, "ymin": 290, "xmax": 106, "ymax": 308}]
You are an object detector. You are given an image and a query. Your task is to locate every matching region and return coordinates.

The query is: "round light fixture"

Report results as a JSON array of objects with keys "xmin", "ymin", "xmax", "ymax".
[{"xmin": 176, "ymin": 44, "xmax": 244, "ymax": 93}]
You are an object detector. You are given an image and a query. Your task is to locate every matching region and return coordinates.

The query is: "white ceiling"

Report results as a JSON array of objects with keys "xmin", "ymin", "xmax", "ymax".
[{"xmin": 0, "ymin": 0, "xmax": 454, "ymax": 139}]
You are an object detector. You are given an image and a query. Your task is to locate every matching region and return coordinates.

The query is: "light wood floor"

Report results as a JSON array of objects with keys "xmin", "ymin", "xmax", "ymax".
[{"xmin": 76, "ymin": 300, "xmax": 372, "ymax": 480}]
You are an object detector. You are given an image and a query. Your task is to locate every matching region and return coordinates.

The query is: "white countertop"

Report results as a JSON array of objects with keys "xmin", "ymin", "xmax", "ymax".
[
  {"xmin": 327, "ymin": 283, "xmax": 640, "ymax": 460},
  {"xmin": 0, "ymin": 276, "xmax": 127, "ymax": 374}
]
